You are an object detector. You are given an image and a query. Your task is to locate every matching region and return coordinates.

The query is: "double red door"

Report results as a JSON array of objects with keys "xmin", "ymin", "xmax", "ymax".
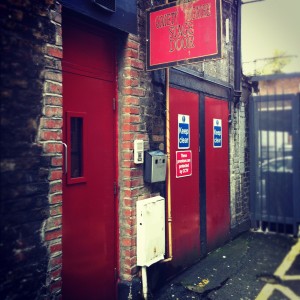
[
  {"xmin": 62, "ymin": 17, "xmax": 117, "ymax": 299},
  {"xmin": 169, "ymin": 88, "xmax": 230, "ymax": 270}
]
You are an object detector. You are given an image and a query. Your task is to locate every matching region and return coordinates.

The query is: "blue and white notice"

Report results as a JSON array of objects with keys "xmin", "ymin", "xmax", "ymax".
[
  {"xmin": 178, "ymin": 114, "xmax": 190, "ymax": 149},
  {"xmin": 213, "ymin": 118, "xmax": 222, "ymax": 148}
]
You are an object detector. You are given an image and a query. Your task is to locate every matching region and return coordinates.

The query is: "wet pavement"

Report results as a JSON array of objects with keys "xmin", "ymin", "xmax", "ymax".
[{"xmin": 153, "ymin": 231, "xmax": 300, "ymax": 300}]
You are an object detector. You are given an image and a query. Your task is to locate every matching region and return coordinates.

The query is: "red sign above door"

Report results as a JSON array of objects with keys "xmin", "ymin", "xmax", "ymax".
[{"xmin": 146, "ymin": 0, "xmax": 221, "ymax": 70}]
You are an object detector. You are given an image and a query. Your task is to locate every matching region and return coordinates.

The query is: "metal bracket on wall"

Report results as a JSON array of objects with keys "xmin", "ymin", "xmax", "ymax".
[{"xmin": 62, "ymin": 142, "xmax": 68, "ymax": 174}]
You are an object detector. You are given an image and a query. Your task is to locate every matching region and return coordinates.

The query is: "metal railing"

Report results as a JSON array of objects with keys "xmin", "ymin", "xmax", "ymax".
[{"xmin": 250, "ymin": 93, "xmax": 300, "ymax": 236}]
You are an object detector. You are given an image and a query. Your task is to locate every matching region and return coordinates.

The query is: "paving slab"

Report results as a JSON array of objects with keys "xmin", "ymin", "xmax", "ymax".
[{"xmin": 153, "ymin": 231, "xmax": 298, "ymax": 300}]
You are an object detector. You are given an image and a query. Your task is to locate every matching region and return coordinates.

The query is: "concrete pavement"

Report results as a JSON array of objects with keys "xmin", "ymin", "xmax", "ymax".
[{"xmin": 153, "ymin": 230, "xmax": 300, "ymax": 300}]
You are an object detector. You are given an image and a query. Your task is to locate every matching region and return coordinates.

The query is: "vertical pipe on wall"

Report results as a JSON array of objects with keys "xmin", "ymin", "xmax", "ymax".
[
  {"xmin": 234, "ymin": 0, "xmax": 242, "ymax": 104},
  {"xmin": 164, "ymin": 67, "xmax": 173, "ymax": 262},
  {"xmin": 162, "ymin": 0, "xmax": 173, "ymax": 263}
]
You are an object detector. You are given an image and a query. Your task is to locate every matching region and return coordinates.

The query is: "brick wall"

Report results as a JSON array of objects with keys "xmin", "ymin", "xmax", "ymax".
[
  {"xmin": 39, "ymin": 2, "xmax": 63, "ymax": 297},
  {"xmin": 190, "ymin": 0, "xmax": 236, "ymax": 84},
  {"xmin": 229, "ymin": 77, "xmax": 252, "ymax": 236},
  {"xmin": 118, "ymin": 32, "xmax": 151, "ymax": 282},
  {"xmin": 117, "ymin": 0, "xmax": 167, "ymax": 290},
  {"xmin": 0, "ymin": 1, "xmax": 62, "ymax": 298}
]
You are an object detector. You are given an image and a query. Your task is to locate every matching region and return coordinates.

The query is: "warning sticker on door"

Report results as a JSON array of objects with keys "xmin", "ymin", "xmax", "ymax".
[
  {"xmin": 178, "ymin": 114, "xmax": 190, "ymax": 149},
  {"xmin": 213, "ymin": 118, "xmax": 222, "ymax": 148},
  {"xmin": 176, "ymin": 150, "xmax": 192, "ymax": 178}
]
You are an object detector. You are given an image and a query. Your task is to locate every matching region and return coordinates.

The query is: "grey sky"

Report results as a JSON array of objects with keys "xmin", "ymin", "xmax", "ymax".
[{"xmin": 241, "ymin": 0, "xmax": 300, "ymax": 75}]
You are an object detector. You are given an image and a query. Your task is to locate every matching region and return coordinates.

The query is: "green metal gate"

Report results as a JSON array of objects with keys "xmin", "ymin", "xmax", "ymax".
[{"xmin": 250, "ymin": 93, "xmax": 300, "ymax": 236}]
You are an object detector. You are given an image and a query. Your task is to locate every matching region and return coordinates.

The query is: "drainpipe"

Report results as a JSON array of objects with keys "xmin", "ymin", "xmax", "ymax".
[
  {"xmin": 141, "ymin": 266, "xmax": 148, "ymax": 300},
  {"xmin": 234, "ymin": 0, "xmax": 242, "ymax": 105}
]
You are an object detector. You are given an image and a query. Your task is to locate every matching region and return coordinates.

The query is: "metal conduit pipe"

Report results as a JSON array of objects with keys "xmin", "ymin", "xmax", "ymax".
[
  {"xmin": 162, "ymin": 67, "xmax": 173, "ymax": 263},
  {"xmin": 160, "ymin": 0, "xmax": 173, "ymax": 264}
]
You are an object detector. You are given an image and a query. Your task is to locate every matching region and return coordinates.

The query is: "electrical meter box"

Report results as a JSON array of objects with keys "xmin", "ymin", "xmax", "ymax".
[
  {"xmin": 137, "ymin": 196, "xmax": 165, "ymax": 266},
  {"xmin": 144, "ymin": 150, "xmax": 167, "ymax": 183}
]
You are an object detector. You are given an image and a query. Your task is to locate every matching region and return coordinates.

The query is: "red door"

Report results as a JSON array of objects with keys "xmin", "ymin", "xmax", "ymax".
[
  {"xmin": 62, "ymin": 18, "xmax": 117, "ymax": 300},
  {"xmin": 169, "ymin": 87, "xmax": 201, "ymax": 269},
  {"xmin": 205, "ymin": 96, "xmax": 230, "ymax": 251}
]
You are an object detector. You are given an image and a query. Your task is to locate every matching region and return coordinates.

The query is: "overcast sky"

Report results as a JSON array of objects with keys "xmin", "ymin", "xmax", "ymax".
[{"xmin": 241, "ymin": 0, "xmax": 300, "ymax": 75}]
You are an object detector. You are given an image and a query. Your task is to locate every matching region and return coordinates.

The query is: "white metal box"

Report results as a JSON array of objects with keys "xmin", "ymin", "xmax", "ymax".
[{"xmin": 136, "ymin": 196, "xmax": 165, "ymax": 266}]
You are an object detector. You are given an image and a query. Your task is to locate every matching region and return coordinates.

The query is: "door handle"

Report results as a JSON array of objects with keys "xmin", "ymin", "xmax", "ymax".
[{"xmin": 62, "ymin": 142, "xmax": 68, "ymax": 174}]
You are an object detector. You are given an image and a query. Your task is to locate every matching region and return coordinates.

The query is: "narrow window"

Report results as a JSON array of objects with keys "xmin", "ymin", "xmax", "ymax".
[
  {"xmin": 67, "ymin": 112, "xmax": 87, "ymax": 184},
  {"xmin": 71, "ymin": 117, "xmax": 83, "ymax": 178}
]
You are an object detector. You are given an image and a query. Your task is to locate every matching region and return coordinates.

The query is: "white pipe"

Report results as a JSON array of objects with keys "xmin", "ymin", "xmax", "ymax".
[{"xmin": 141, "ymin": 266, "xmax": 148, "ymax": 300}]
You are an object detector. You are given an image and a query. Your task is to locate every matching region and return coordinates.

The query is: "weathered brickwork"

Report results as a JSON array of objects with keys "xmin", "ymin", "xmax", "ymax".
[
  {"xmin": 0, "ymin": 1, "xmax": 63, "ymax": 298},
  {"xmin": 229, "ymin": 78, "xmax": 252, "ymax": 235},
  {"xmin": 39, "ymin": 2, "xmax": 63, "ymax": 297},
  {"xmin": 118, "ymin": 32, "xmax": 149, "ymax": 281},
  {"xmin": 117, "ymin": 1, "xmax": 169, "ymax": 288},
  {"xmin": 188, "ymin": 0, "xmax": 235, "ymax": 83}
]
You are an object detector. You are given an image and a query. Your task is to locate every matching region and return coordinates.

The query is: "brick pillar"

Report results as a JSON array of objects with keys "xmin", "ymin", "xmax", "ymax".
[
  {"xmin": 117, "ymin": 3, "xmax": 168, "ymax": 298},
  {"xmin": 38, "ymin": 2, "xmax": 63, "ymax": 297},
  {"xmin": 119, "ymin": 34, "xmax": 149, "ymax": 282}
]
